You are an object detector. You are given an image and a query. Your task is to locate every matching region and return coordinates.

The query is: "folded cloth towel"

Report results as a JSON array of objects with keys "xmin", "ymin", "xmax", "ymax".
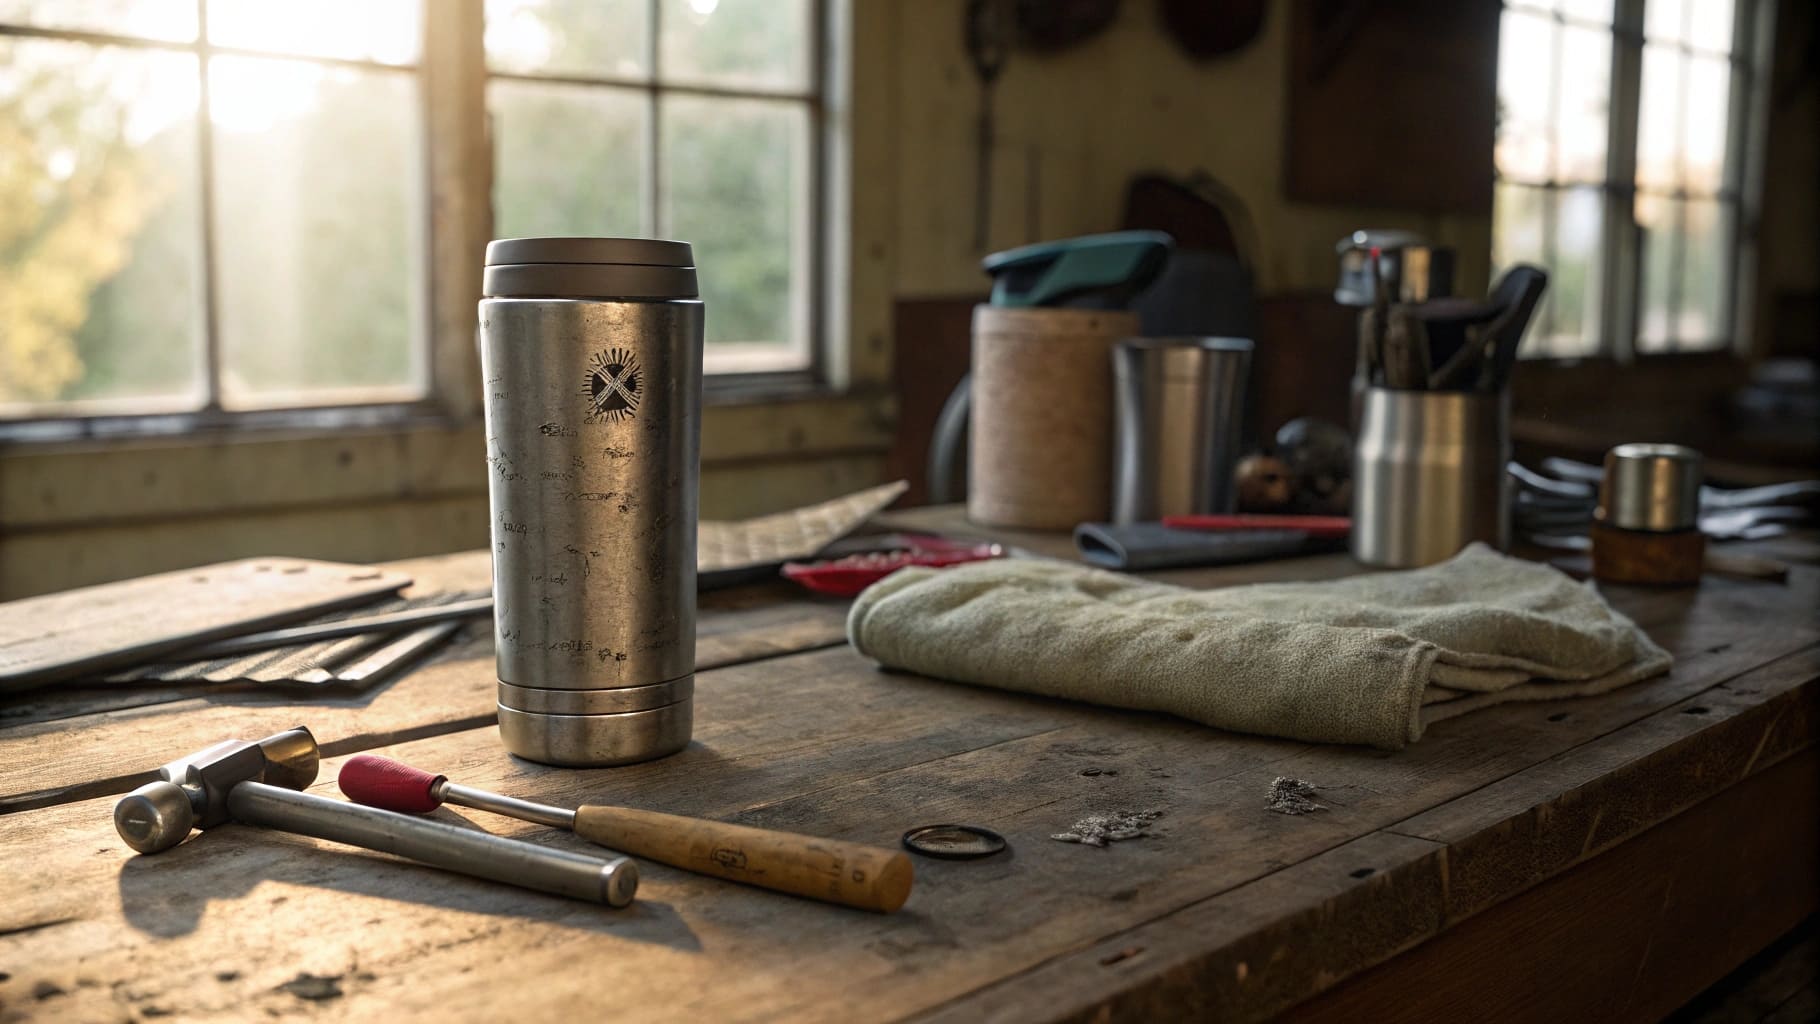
[{"xmin": 846, "ymin": 544, "xmax": 1671, "ymax": 749}]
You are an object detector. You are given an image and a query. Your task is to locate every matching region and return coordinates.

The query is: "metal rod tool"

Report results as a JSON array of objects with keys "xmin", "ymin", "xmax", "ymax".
[{"xmin": 340, "ymin": 754, "xmax": 914, "ymax": 913}]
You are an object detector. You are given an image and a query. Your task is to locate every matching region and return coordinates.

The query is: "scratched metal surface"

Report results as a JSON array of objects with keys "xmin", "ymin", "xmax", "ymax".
[
  {"xmin": 103, "ymin": 591, "xmax": 487, "ymax": 689},
  {"xmin": 0, "ymin": 559, "xmax": 414, "ymax": 693}
]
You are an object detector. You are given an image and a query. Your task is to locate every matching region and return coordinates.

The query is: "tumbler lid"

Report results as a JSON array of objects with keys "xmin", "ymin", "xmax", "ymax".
[
  {"xmin": 1597, "ymin": 443, "xmax": 1702, "ymax": 532},
  {"xmin": 483, "ymin": 237, "xmax": 698, "ymax": 300}
]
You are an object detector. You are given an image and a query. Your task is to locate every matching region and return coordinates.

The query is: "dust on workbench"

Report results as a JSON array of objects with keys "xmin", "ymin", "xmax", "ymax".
[
  {"xmin": 1266, "ymin": 776, "xmax": 1325, "ymax": 815},
  {"xmin": 1051, "ymin": 809, "xmax": 1166, "ymax": 847}
]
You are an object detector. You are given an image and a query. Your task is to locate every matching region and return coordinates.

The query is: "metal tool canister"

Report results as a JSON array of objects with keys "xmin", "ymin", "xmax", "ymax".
[
  {"xmin": 479, "ymin": 237, "xmax": 703, "ymax": 766},
  {"xmin": 1351, "ymin": 386, "xmax": 1510, "ymax": 568},
  {"xmin": 1111, "ymin": 336, "xmax": 1252, "ymax": 523}
]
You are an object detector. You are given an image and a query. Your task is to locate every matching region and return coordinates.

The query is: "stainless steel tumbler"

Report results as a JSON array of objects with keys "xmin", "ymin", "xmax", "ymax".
[
  {"xmin": 1111, "ymin": 336, "xmax": 1252, "ymax": 523},
  {"xmin": 1351, "ymin": 386, "xmax": 1510, "ymax": 568},
  {"xmin": 479, "ymin": 237, "xmax": 703, "ymax": 766}
]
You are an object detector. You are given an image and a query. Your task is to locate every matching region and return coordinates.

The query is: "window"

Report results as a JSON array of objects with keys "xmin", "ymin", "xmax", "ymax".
[
  {"xmin": 0, "ymin": 1, "xmax": 427, "ymax": 420},
  {"xmin": 0, "ymin": 0, "xmax": 824, "ymax": 426},
  {"xmin": 1492, "ymin": 0, "xmax": 1766, "ymax": 358},
  {"xmin": 486, "ymin": 0, "xmax": 820, "ymax": 375}
]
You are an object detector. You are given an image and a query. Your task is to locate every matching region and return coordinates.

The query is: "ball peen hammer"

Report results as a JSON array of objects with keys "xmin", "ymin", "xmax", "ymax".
[
  {"xmin": 113, "ymin": 727, "xmax": 637, "ymax": 907},
  {"xmin": 339, "ymin": 754, "xmax": 915, "ymax": 913}
]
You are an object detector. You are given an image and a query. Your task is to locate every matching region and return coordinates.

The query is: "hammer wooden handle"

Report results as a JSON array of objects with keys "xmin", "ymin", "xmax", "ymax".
[{"xmin": 572, "ymin": 805, "xmax": 914, "ymax": 913}]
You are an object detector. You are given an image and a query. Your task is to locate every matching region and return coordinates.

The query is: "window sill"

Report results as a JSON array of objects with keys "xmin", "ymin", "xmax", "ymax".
[{"xmin": 0, "ymin": 386, "xmax": 895, "ymax": 532}]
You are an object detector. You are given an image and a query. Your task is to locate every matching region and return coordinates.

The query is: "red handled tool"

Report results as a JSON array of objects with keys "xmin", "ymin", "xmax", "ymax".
[
  {"xmin": 338, "ymin": 754, "xmax": 913, "ymax": 912},
  {"xmin": 1162, "ymin": 514, "xmax": 1352, "ymax": 539},
  {"xmin": 782, "ymin": 539, "xmax": 1004, "ymax": 597}
]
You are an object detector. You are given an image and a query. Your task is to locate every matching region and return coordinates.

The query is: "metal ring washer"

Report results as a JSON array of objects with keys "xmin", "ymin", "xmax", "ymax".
[{"xmin": 901, "ymin": 824, "xmax": 1008, "ymax": 860}]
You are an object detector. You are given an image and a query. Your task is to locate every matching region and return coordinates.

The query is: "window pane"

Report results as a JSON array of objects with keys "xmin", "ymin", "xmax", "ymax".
[
  {"xmin": 209, "ymin": 58, "xmax": 422, "ymax": 407},
  {"xmin": 1682, "ymin": 55, "xmax": 1730, "ymax": 194},
  {"xmin": 485, "ymin": 0, "xmax": 649, "ymax": 79},
  {"xmin": 1636, "ymin": 45, "xmax": 1683, "ymax": 191},
  {"xmin": 1559, "ymin": 0, "xmax": 1614, "ymax": 24},
  {"xmin": 1557, "ymin": 26, "xmax": 1611, "ymax": 182},
  {"xmin": 1645, "ymin": 0, "xmax": 1688, "ymax": 44},
  {"xmin": 1636, "ymin": 193, "xmax": 1682, "ymax": 351},
  {"xmin": 0, "ymin": 39, "xmax": 202, "ymax": 415},
  {"xmin": 1494, "ymin": 182, "xmax": 1546, "ymax": 273},
  {"xmin": 1495, "ymin": 9, "xmax": 1554, "ymax": 182},
  {"xmin": 659, "ymin": 95, "xmax": 809, "ymax": 363},
  {"xmin": 1686, "ymin": 0, "xmax": 1734, "ymax": 53},
  {"xmin": 1679, "ymin": 198, "xmax": 1731, "ymax": 345},
  {"xmin": 489, "ymin": 80, "xmax": 647, "ymax": 238},
  {"xmin": 659, "ymin": 0, "xmax": 811, "ymax": 92},
  {"xmin": 0, "ymin": 0, "xmax": 196, "ymax": 41},
  {"xmin": 1497, "ymin": 181, "xmax": 1560, "ymax": 356},
  {"xmin": 207, "ymin": 0, "xmax": 421, "ymax": 66},
  {"xmin": 1546, "ymin": 187, "xmax": 1604, "ymax": 355}
]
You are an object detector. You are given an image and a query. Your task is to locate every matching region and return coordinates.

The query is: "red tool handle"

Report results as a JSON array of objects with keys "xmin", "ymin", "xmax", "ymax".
[
  {"xmin": 339, "ymin": 753, "xmax": 446, "ymax": 813},
  {"xmin": 1162, "ymin": 514, "xmax": 1352, "ymax": 538},
  {"xmin": 782, "ymin": 543, "xmax": 1003, "ymax": 597}
]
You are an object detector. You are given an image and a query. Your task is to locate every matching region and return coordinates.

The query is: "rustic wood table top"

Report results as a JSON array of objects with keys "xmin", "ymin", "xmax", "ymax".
[{"xmin": 2, "ymin": 508, "xmax": 1816, "ymax": 1023}]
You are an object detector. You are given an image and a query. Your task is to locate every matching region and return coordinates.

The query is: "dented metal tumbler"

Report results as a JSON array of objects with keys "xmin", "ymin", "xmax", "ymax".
[{"xmin": 479, "ymin": 238, "xmax": 703, "ymax": 766}]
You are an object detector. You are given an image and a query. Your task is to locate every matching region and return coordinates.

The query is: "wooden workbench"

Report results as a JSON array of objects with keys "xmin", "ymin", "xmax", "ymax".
[{"xmin": 2, "ymin": 509, "xmax": 1816, "ymax": 1022}]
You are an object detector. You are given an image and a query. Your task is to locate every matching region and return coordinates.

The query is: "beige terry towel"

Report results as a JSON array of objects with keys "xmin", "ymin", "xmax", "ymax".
[{"xmin": 846, "ymin": 544, "xmax": 1671, "ymax": 749}]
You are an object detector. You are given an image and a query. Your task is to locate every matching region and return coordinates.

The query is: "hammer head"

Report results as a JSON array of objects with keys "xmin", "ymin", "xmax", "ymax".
[{"xmin": 114, "ymin": 727, "xmax": 320, "ymax": 854}]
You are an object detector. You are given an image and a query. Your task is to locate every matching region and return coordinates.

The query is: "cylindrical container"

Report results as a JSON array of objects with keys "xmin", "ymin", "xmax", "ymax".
[
  {"xmin": 479, "ymin": 237, "xmax": 703, "ymax": 766},
  {"xmin": 968, "ymin": 306, "xmax": 1140, "ymax": 530},
  {"xmin": 1351, "ymin": 387, "xmax": 1510, "ymax": 568},
  {"xmin": 1111, "ymin": 336, "xmax": 1253, "ymax": 523},
  {"xmin": 1591, "ymin": 443, "xmax": 1705, "ymax": 585},
  {"xmin": 1598, "ymin": 443, "xmax": 1702, "ymax": 530}
]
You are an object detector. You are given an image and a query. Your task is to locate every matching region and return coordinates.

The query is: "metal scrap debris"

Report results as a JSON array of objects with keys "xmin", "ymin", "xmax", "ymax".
[
  {"xmin": 1265, "ymin": 776, "xmax": 1324, "ymax": 815},
  {"xmin": 1051, "ymin": 809, "xmax": 1164, "ymax": 847},
  {"xmin": 278, "ymin": 973, "xmax": 344, "ymax": 1002}
]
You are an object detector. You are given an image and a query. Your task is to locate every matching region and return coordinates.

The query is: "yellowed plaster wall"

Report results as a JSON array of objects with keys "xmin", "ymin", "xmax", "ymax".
[{"xmin": 877, "ymin": 0, "xmax": 1491, "ymax": 298}]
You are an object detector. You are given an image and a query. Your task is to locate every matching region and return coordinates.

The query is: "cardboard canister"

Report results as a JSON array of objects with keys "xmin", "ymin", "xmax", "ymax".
[{"xmin": 968, "ymin": 305, "xmax": 1140, "ymax": 529}]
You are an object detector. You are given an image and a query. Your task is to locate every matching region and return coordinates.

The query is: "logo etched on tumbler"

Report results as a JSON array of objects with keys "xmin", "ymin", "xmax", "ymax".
[{"xmin": 582, "ymin": 347, "xmax": 642, "ymax": 422}]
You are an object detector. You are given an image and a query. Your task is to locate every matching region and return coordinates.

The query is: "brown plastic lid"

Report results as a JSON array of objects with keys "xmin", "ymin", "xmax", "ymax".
[{"xmin": 482, "ymin": 237, "xmax": 698, "ymax": 300}]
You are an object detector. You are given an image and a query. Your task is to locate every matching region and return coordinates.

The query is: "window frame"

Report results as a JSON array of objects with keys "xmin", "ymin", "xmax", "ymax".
[
  {"xmin": 483, "ymin": 0, "xmax": 828, "ymax": 382},
  {"xmin": 0, "ymin": 13, "xmax": 441, "ymax": 435},
  {"xmin": 0, "ymin": 0, "xmax": 844, "ymax": 440},
  {"xmin": 1494, "ymin": 0, "xmax": 1777, "ymax": 362}
]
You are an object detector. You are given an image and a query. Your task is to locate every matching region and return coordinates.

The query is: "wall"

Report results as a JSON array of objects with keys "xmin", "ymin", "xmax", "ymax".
[
  {"xmin": 876, "ymin": 0, "xmax": 1492, "ymax": 300},
  {"xmin": 1752, "ymin": 0, "xmax": 1820, "ymax": 357}
]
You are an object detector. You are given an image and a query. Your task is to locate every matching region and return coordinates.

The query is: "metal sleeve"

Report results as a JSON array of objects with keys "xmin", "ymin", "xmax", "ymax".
[
  {"xmin": 225, "ymin": 782, "xmax": 636, "ymax": 907},
  {"xmin": 440, "ymin": 781, "xmax": 578, "ymax": 831}
]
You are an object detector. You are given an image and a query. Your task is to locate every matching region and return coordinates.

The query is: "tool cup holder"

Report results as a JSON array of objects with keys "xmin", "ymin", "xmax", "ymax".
[{"xmin": 1351, "ymin": 386, "xmax": 1511, "ymax": 568}]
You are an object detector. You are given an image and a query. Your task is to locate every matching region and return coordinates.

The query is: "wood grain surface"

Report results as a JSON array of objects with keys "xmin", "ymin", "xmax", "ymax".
[
  {"xmin": 1, "ymin": 527, "xmax": 1816, "ymax": 1023},
  {"xmin": 0, "ymin": 559, "xmax": 853, "ymax": 814}
]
